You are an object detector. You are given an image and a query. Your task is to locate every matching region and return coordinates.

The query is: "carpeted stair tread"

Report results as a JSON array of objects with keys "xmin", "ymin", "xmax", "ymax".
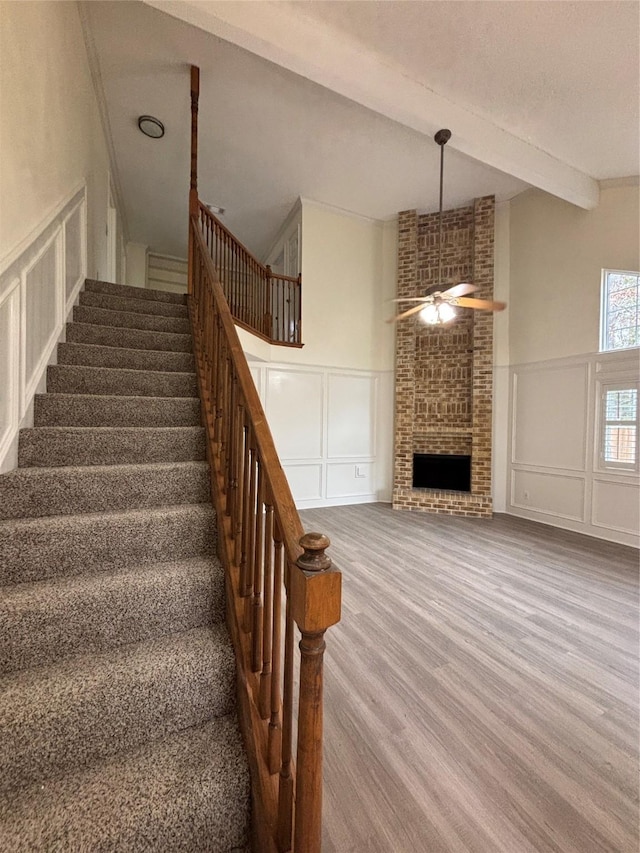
[
  {"xmin": 85, "ymin": 277, "xmax": 187, "ymax": 306},
  {"xmin": 80, "ymin": 289, "xmax": 189, "ymax": 318},
  {"xmin": 47, "ymin": 363, "xmax": 198, "ymax": 398},
  {"xmin": 0, "ymin": 503, "xmax": 215, "ymax": 585},
  {"xmin": 67, "ymin": 321, "xmax": 193, "ymax": 353},
  {"xmin": 0, "ymin": 461, "xmax": 209, "ymax": 519},
  {"xmin": 74, "ymin": 304, "xmax": 190, "ymax": 335},
  {"xmin": 0, "ymin": 625, "xmax": 236, "ymax": 792},
  {"xmin": 57, "ymin": 341, "xmax": 195, "ymax": 373},
  {"xmin": 34, "ymin": 392, "xmax": 201, "ymax": 427},
  {"xmin": 1, "ymin": 275, "xmax": 250, "ymax": 847},
  {"xmin": 0, "ymin": 556, "xmax": 225, "ymax": 675},
  {"xmin": 0, "ymin": 715, "xmax": 249, "ymax": 852},
  {"xmin": 18, "ymin": 425, "xmax": 206, "ymax": 467}
]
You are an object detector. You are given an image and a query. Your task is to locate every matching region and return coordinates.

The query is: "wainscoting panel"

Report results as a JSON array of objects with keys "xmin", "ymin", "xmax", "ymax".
[
  {"xmin": 512, "ymin": 363, "xmax": 588, "ymax": 471},
  {"xmin": 508, "ymin": 350, "xmax": 639, "ymax": 547},
  {"xmin": 511, "ymin": 469, "xmax": 586, "ymax": 522},
  {"xmin": 248, "ymin": 360, "xmax": 392, "ymax": 509},
  {"xmin": 0, "ymin": 184, "xmax": 87, "ymax": 472},
  {"xmin": 23, "ymin": 234, "xmax": 60, "ymax": 404},
  {"xmin": 0, "ymin": 284, "xmax": 20, "ymax": 461},
  {"xmin": 592, "ymin": 478, "xmax": 640, "ymax": 536},
  {"xmin": 327, "ymin": 373, "xmax": 375, "ymax": 458},
  {"xmin": 282, "ymin": 463, "xmax": 323, "ymax": 503},
  {"xmin": 266, "ymin": 369, "xmax": 324, "ymax": 460},
  {"xmin": 64, "ymin": 204, "xmax": 85, "ymax": 300},
  {"xmin": 326, "ymin": 462, "xmax": 374, "ymax": 500}
]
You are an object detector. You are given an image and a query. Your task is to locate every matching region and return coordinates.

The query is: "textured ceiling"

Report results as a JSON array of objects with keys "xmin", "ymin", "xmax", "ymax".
[{"xmin": 84, "ymin": 0, "xmax": 638, "ymax": 259}]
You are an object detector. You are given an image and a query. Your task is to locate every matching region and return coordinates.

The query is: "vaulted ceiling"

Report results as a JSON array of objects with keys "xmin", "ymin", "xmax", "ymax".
[{"xmin": 82, "ymin": 0, "xmax": 639, "ymax": 259}]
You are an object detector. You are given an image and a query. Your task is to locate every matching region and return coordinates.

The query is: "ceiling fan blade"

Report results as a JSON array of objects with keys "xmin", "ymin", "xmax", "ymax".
[
  {"xmin": 443, "ymin": 282, "xmax": 477, "ymax": 298},
  {"xmin": 389, "ymin": 297, "xmax": 430, "ymax": 303},
  {"xmin": 455, "ymin": 297, "xmax": 507, "ymax": 311},
  {"xmin": 387, "ymin": 303, "xmax": 426, "ymax": 323}
]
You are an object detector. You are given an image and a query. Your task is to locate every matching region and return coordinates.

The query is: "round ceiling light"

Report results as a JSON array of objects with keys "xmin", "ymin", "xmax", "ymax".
[{"xmin": 137, "ymin": 115, "xmax": 165, "ymax": 139}]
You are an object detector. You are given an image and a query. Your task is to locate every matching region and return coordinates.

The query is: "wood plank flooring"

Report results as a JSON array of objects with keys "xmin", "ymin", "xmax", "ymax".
[{"xmin": 298, "ymin": 504, "xmax": 639, "ymax": 853}]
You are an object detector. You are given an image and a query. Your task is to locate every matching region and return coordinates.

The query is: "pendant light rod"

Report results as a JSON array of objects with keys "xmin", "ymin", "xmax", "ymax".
[{"xmin": 434, "ymin": 129, "xmax": 451, "ymax": 289}]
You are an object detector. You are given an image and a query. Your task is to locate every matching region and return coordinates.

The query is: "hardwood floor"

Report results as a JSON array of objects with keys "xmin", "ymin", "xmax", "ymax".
[{"xmin": 298, "ymin": 504, "xmax": 639, "ymax": 853}]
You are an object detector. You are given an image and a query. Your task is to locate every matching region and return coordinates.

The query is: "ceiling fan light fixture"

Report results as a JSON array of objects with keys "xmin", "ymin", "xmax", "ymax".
[{"xmin": 420, "ymin": 301, "xmax": 456, "ymax": 325}]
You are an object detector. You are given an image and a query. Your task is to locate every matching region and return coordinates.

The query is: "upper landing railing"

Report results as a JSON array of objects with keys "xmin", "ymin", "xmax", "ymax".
[
  {"xmin": 198, "ymin": 204, "xmax": 302, "ymax": 347},
  {"xmin": 187, "ymin": 63, "xmax": 301, "ymax": 348},
  {"xmin": 187, "ymin": 65, "xmax": 341, "ymax": 853}
]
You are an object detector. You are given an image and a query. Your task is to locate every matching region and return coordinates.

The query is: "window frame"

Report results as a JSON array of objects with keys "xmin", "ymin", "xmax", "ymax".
[
  {"xmin": 599, "ymin": 269, "xmax": 640, "ymax": 353},
  {"xmin": 597, "ymin": 382, "xmax": 639, "ymax": 473}
]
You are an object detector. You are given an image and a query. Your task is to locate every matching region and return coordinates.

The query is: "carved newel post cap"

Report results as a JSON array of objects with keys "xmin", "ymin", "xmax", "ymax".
[{"xmin": 297, "ymin": 532, "xmax": 332, "ymax": 573}]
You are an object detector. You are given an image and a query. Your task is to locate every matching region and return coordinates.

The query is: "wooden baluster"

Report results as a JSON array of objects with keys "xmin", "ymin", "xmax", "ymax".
[
  {"xmin": 215, "ymin": 222, "xmax": 219, "ymax": 282},
  {"xmin": 264, "ymin": 265, "xmax": 271, "ymax": 339},
  {"xmin": 268, "ymin": 529, "xmax": 283, "ymax": 772},
  {"xmin": 254, "ymin": 260, "xmax": 258, "ymax": 331},
  {"xmin": 210, "ymin": 301, "xmax": 218, "ymax": 407},
  {"xmin": 243, "ymin": 433, "xmax": 257, "ymax": 633},
  {"xmin": 277, "ymin": 555, "xmax": 294, "ymax": 853},
  {"xmin": 232, "ymin": 242, "xmax": 237, "ymax": 318},
  {"xmin": 274, "ymin": 279, "xmax": 279, "ymax": 344},
  {"xmin": 281, "ymin": 280, "xmax": 285, "ymax": 343},
  {"xmin": 239, "ymin": 420, "xmax": 251, "ymax": 602},
  {"xmin": 233, "ymin": 404, "xmax": 246, "ymax": 568},
  {"xmin": 292, "ymin": 533, "xmax": 342, "ymax": 853},
  {"xmin": 228, "ymin": 377, "xmax": 239, "ymax": 527},
  {"xmin": 259, "ymin": 499, "xmax": 274, "ymax": 715},
  {"xmin": 252, "ymin": 464, "xmax": 264, "ymax": 673},
  {"xmin": 225, "ymin": 370, "xmax": 236, "ymax": 516},
  {"xmin": 213, "ymin": 318, "xmax": 223, "ymax": 446},
  {"xmin": 219, "ymin": 353, "xmax": 230, "ymax": 492},
  {"xmin": 247, "ymin": 255, "xmax": 251, "ymax": 329}
]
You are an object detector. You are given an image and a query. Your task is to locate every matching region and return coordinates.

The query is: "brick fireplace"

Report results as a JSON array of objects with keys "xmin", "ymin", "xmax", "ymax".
[{"xmin": 392, "ymin": 196, "xmax": 495, "ymax": 517}]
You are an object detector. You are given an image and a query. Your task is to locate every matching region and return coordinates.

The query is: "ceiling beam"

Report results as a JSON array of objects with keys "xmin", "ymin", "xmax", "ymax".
[{"xmin": 144, "ymin": 0, "xmax": 599, "ymax": 210}]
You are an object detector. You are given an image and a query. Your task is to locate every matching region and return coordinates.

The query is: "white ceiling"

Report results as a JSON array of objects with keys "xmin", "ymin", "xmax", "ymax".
[{"xmin": 83, "ymin": 1, "xmax": 639, "ymax": 260}]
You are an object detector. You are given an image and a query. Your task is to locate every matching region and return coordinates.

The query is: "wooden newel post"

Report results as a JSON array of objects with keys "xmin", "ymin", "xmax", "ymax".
[
  {"xmin": 188, "ymin": 65, "xmax": 200, "ymax": 297},
  {"xmin": 291, "ymin": 533, "xmax": 342, "ymax": 853}
]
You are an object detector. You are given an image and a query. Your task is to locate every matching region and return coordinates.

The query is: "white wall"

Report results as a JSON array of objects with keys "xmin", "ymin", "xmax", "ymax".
[
  {"xmin": 504, "ymin": 181, "xmax": 640, "ymax": 546},
  {"xmin": 0, "ymin": 1, "xmax": 111, "ymax": 281},
  {"xmin": 238, "ymin": 201, "xmax": 397, "ymax": 507},
  {"xmin": 298, "ymin": 201, "xmax": 396, "ymax": 372},
  {"xmin": 0, "ymin": 1, "xmax": 113, "ymax": 471},
  {"xmin": 126, "ymin": 242, "xmax": 148, "ymax": 289},
  {"xmin": 509, "ymin": 181, "xmax": 639, "ymax": 364}
]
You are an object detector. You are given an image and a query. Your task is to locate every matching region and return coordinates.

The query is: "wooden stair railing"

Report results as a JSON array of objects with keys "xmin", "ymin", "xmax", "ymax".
[
  {"xmin": 199, "ymin": 204, "xmax": 303, "ymax": 347},
  {"xmin": 187, "ymin": 65, "xmax": 341, "ymax": 853}
]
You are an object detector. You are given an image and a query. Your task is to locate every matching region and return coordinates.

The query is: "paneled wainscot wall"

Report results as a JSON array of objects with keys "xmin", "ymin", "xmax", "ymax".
[
  {"xmin": 0, "ymin": 185, "xmax": 87, "ymax": 471},
  {"xmin": 507, "ymin": 348, "xmax": 639, "ymax": 548},
  {"xmin": 248, "ymin": 361, "xmax": 393, "ymax": 509}
]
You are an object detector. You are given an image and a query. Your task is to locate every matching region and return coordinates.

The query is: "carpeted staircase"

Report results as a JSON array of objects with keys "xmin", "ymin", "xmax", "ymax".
[{"xmin": 0, "ymin": 279, "xmax": 250, "ymax": 851}]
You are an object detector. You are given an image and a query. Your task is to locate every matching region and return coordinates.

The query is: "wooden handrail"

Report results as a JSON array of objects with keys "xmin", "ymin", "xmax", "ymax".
[{"xmin": 187, "ymin": 66, "xmax": 341, "ymax": 853}]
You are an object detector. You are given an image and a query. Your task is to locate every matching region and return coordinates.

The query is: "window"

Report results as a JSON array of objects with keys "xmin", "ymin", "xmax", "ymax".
[
  {"xmin": 600, "ymin": 270, "xmax": 640, "ymax": 352},
  {"xmin": 601, "ymin": 386, "xmax": 638, "ymax": 469}
]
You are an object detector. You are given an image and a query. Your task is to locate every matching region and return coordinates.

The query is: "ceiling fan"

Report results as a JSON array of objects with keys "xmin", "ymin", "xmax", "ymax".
[{"xmin": 388, "ymin": 129, "xmax": 506, "ymax": 325}]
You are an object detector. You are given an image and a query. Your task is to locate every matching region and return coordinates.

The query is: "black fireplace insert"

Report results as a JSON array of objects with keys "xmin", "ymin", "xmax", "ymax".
[{"xmin": 412, "ymin": 453, "xmax": 471, "ymax": 493}]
